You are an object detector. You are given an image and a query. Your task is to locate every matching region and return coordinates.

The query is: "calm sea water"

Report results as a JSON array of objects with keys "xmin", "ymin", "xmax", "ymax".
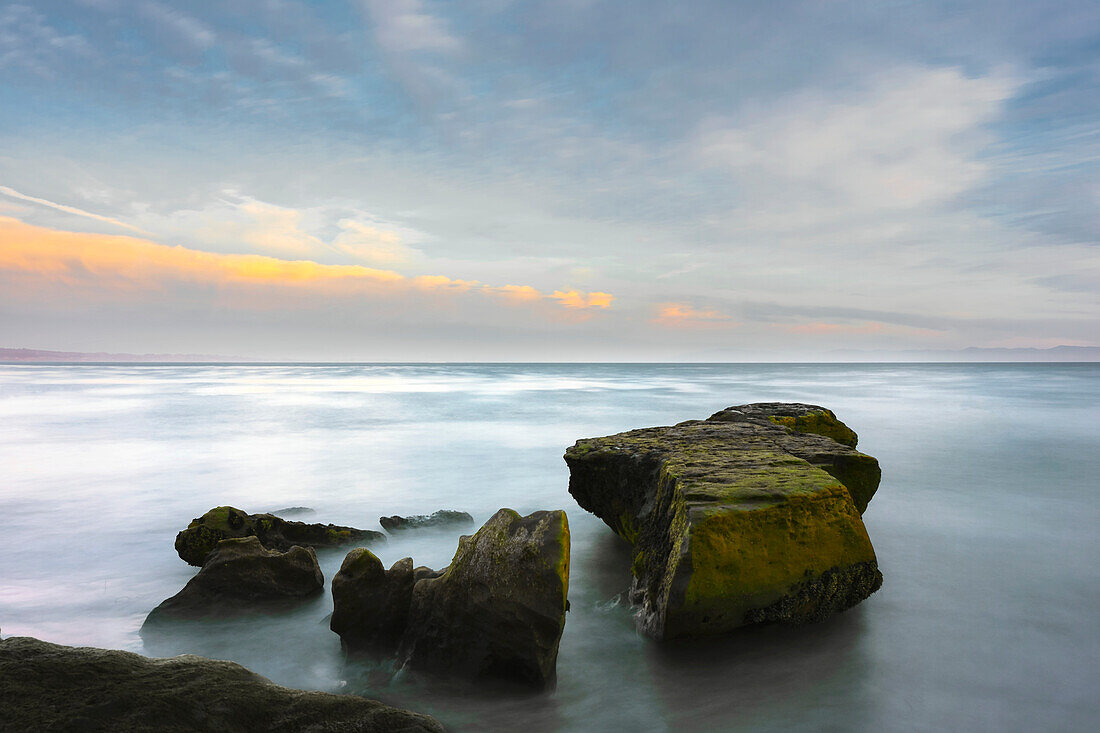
[{"xmin": 1, "ymin": 363, "xmax": 1097, "ymax": 731}]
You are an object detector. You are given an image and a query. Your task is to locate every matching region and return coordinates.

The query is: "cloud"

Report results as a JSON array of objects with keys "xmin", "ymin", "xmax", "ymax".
[
  {"xmin": 692, "ymin": 67, "xmax": 1018, "ymax": 213},
  {"xmin": 0, "ymin": 216, "xmax": 613, "ymax": 316},
  {"xmin": 652, "ymin": 302, "xmax": 734, "ymax": 329},
  {"xmin": 491, "ymin": 284, "xmax": 543, "ymax": 302},
  {"xmin": 0, "ymin": 185, "xmax": 147, "ymax": 233},
  {"xmin": 332, "ymin": 218, "xmax": 419, "ymax": 265},
  {"xmin": 550, "ymin": 290, "xmax": 614, "ymax": 309},
  {"xmin": 363, "ymin": 0, "xmax": 461, "ymax": 54}
]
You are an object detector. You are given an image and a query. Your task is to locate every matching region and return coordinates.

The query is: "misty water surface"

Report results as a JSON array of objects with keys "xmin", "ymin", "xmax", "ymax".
[{"xmin": 1, "ymin": 363, "xmax": 1097, "ymax": 731}]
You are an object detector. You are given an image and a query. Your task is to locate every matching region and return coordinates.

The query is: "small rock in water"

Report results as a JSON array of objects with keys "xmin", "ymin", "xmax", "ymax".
[
  {"xmin": 144, "ymin": 536, "xmax": 323, "ymax": 623},
  {"xmin": 379, "ymin": 510, "xmax": 474, "ymax": 532},
  {"xmin": 174, "ymin": 506, "xmax": 384, "ymax": 566},
  {"xmin": 269, "ymin": 506, "xmax": 315, "ymax": 517},
  {"xmin": 330, "ymin": 508, "xmax": 570, "ymax": 690},
  {"xmin": 330, "ymin": 550, "xmax": 417, "ymax": 653},
  {"xmin": 399, "ymin": 508, "xmax": 570, "ymax": 689}
]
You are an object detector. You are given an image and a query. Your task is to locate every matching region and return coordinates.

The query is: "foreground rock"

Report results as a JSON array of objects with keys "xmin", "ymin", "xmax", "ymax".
[
  {"xmin": 330, "ymin": 550, "xmax": 441, "ymax": 652},
  {"xmin": 0, "ymin": 636, "xmax": 444, "ymax": 732},
  {"xmin": 380, "ymin": 510, "xmax": 474, "ymax": 532},
  {"xmin": 564, "ymin": 403, "xmax": 882, "ymax": 640},
  {"xmin": 145, "ymin": 537, "xmax": 323, "ymax": 623},
  {"xmin": 331, "ymin": 509, "xmax": 570, "ymax": 689},
  {"xmin": 175, "ymin": 506, "xmax": 384, "ymax": 566},
  {"xmin": 399, "ymin": 509, "xmax": 570, "ymax": 689}
]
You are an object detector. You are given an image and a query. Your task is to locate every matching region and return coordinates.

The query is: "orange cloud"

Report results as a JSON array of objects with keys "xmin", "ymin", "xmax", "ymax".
[
  {"xmin": 652, "ymin": 302, "xmax": 734, "ymax": 329},
  {"xmin": 491, "ymin": 284, "xmax": 543, "ymax": 302},
  {"xmin": 550, "ymin": 290, "xmax": 614, "ymax": 309},
  {"xmin": 0, "ymin": 216, "xmax": 615, "ymax": 315}
]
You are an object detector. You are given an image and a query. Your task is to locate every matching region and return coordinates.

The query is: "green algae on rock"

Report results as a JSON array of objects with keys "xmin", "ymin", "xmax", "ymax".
[
  {"xmin": 564, "ymin": 403, "xmax": 882, "ymax": 640},
  {"xmin": 0, "ymin": 636, "xmax": 444, "ymax": 732},
  {"xmin": 174, "ymin": 506, "xmax": 384, "ymax": 566}
]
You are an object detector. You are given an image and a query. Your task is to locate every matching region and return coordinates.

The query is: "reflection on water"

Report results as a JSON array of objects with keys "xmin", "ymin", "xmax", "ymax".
[{"xmin": 1, "ymin": 363, "xmax": 1098, "ymax": 731}]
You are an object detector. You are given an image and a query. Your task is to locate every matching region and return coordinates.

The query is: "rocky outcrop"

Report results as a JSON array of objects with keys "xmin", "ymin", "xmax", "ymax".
[
  {"xmin": 399, "ymin": 509, "xmax": 570, "ymax": 689},
  {"xmin": 145, "ymin": 537, "xmax": 324, "ymax": 623},
  {"xmin": 706, "ymin": 403, "xmax": 880, "ymax": 512},
  {"xmin": 175, "ymin": 506, "xmax": 384, "ymax": 566},
  {"xmin": 329, "ymin": 550, "xmax": 442, "ymax": 653},
  {"xmin": 0, "ymin": 636, "xmax": 444, "ymax": 732},
  {"xmin": 564, "ymin": 403, "xmax": 882, "ymax": 640},
  {"xmin": 380, "ymin": 510, "xmax": 474, "ymax": 532},
  {"xmin": 330, "ymin": 509, "xmax": 570, "ymax": 690}
]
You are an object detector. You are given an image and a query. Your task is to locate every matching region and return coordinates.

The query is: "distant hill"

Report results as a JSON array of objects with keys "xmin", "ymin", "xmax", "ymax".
[
  {"xmin": 825, "ymin": 345, "xmax": 1100, "ymax": 362},
  {"xmin": 0, "ymin": 347, "xmax": 254, "ymax": 363}
]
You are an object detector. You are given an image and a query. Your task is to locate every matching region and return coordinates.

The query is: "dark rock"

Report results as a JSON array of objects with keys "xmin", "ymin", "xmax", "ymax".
[
  {"xmin": 270, "ymin": 506, "xmax": 316, "ymax": 517},
  {"xmin": 145, "ymin": 537, "xmax": 323, "ymax": 623},
  {"xmin": 564, "ymin": 403, "xmax": 882, "ymax": 640},
  {"xmin": 398, "ymin": 508, "xmax": 569, "ymax": 689},
  {"xmin": 0, "ymin": 636, "xmax": 444, "ymax": 732},
  {"xmin": 330, "ymin": 550, "xmax": 417, "ymax": 653},
  {"xmin": 175, "ymin": 506, "xmax": 384, "ymax": 566},
  {"xmin": 379, "ymin": 510, "xmax": 474, "ymax": 532}
]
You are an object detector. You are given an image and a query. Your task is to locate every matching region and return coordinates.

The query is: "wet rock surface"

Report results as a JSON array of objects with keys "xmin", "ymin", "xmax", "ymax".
[
  {"xmin": 564, "ymin": 403, "xmax": 882, "ymax": 640},
  {"xmin": 175, "ymin": 506, "xmax": 384, "ymax": 566},
  {"xmin": 330, "ymin": 550, "xmax": 418, "ymax": 653},
  {"xmin": 0, "ymin": 636, "xmax": 444, "ymax": 732},
  {"xmin": 399, "ymin": 509, "xmax": 570, "ymax": 689},
  {"xmin": 331, "ymin": 509, "xmax": 570, "ymax": 690},
  {"xmin": 145, "ymin": 537, "xmax": 324, "ymax": 623},
  {"xmin": 379, "ymin": 510, "xmax": 474, "ymax": 532}
]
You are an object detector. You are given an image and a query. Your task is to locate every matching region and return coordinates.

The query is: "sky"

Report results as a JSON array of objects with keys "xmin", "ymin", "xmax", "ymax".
[{"xmin": 0, "ymin": 0, "xmax": 1097, "ymax": 361}]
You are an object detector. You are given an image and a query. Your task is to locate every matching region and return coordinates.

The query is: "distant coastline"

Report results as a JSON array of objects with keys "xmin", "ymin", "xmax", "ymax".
[
  {"xmin": 0, "ymin": 347, "xmax": 257, "ymax": 363},
  {"xmin": 2, "ymin": 345, "xmax": 1097, "ymax": 363}
]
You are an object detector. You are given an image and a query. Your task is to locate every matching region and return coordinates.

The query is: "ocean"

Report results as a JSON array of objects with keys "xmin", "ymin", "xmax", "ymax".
[{"xmin": 1, "ymin": 362, "xmax": 1097, "ymax": 731}]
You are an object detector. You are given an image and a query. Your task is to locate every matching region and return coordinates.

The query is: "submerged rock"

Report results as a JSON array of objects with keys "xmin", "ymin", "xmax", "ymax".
[
  {"xmin": 398, "ymin": 508, "xmax": 570, "ymax": 689},
  {"xmin": 0, "ymin": 636, "xmax": 444, "ymax": 732},
  {"xmin": 379, "ymin": 510, "xmax": 474, "ymax": 532},
  {"xmin": 564, "ymin": 403, "xmax": 882, "ymax": 640},
  {"xmin": 175, "ymin": 506, "xmax": 384, "ymax": 566},
  {"xmin": 145, "ymin": 537, "xmax": 323, "ymax": 623}
]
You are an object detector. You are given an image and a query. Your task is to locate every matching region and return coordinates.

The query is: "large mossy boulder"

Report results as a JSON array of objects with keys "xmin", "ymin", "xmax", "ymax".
[
  {"xmin": 0, "ymin": 636, "xmax": 444, "ymax": 732},
  {"xmin": 175, "ymin": 506, "xmax": 384, "ymax": 567},
  {"xmin": 145, "ymin": 537, "xmax": 323, "ymax": 623},
  {"xmin": 397, "ymin": 509, "xmax": 570, "ymax": 689},
  {"xmin": 329, "ymin": 550, "xmax": 442, "ymax": 653},
  {"xmin": 564, "ymin": 403, "xmax": 882, "ymax": 640}
]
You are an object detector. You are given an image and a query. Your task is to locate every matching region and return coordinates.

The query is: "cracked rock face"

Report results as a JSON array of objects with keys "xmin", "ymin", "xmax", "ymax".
[
  {"xmin": 174, "ymin": 506, "xmax": 385, "ymax": 567},
  {"xmin": 564, "ymin": 403, "xmax": 883, "ymax": 640}
]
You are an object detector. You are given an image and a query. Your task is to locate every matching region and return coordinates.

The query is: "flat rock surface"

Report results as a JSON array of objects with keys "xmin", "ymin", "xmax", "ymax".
[
  {"xmin": 175, "ymin": 506, "xmax": 384, "ymax": 566},
  {"xmin": 0, "ymin": 636, "xmax": 444, "ymax": 732},
  {"xmin": 564, "ymin": 403, "xmax": 882, "ymax": 640}
]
